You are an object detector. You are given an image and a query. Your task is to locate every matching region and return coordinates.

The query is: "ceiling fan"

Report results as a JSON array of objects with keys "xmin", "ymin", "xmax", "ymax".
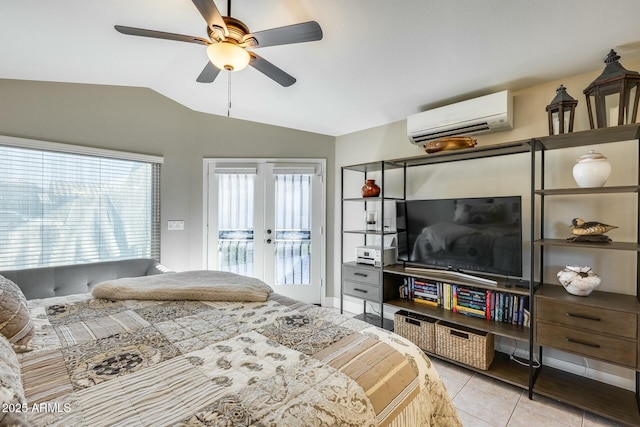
[{"xmin": 115, "ymin": 0, "xmax": 322, "ymax": 87}]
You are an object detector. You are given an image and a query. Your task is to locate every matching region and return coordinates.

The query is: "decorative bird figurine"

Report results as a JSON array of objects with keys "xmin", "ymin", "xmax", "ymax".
[{"xmin": 570, "ymin": 218, "xmax": 618, "ymax": 236}]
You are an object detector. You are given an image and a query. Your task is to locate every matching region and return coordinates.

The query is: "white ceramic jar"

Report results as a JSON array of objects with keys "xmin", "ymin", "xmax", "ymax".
[{"xmin": 572, "ymin": 150, "xmax": 611, "ymax": 188}]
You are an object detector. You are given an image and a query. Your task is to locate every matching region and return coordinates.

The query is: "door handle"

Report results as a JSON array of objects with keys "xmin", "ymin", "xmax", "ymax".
[{"xmin": 266, "ymin": 238, "xmax": 272, "ymax": 244}]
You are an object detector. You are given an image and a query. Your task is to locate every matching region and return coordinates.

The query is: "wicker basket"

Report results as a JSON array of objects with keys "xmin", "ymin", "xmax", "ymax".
[
  {"xmin": 435, "ymin": 321, "xmax": 494, "ymax": 370},
  {"xmin": 394, "ymin": 310, "xmax": 437, "ymax": 352}
]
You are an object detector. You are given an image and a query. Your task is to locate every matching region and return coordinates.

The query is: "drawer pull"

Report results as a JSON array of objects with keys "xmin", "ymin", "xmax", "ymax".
[
  {"xmin": 566, "ymin": 312, "xmax": 601, "ymax": 322},
  {"xmin": 353, "ymin": 288, "xmax": 368, "ymax": 294},
  {"xmin": 565, "ymin": 337, "xmax": 601, "ymax": 348},
  {"xmin": 354, "ymin": 272, "xmax": 369, "ymax": 277}
]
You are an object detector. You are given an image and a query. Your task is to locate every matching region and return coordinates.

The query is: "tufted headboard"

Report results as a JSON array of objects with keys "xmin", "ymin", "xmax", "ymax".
[{"xmin": 0, "ymin": 258, "xmax": 170, "ymax": 300}]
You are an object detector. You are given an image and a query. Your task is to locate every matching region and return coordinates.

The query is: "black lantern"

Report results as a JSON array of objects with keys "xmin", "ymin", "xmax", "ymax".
[
  {"xmin": 546, "ymin": 85, "xmax": 578, "ymax": 135},
  {"xmin": 583, "ymin": 49, "xmax": 640, "ymax": 129}
]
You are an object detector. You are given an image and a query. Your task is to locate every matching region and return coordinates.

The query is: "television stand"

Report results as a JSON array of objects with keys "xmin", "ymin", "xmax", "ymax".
[{"xmin": 404, "ymin": 266, "xmax": 498, "ymax": 286}]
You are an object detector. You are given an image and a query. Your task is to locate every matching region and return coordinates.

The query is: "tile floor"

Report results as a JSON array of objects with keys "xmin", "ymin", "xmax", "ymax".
[
  {"xmin": 431, "ymin": 358, "xmax": 625, "ymax": 427},
  {"xmin": 329, "ymin": 307, "xmax": 628, "ymax": 426}
]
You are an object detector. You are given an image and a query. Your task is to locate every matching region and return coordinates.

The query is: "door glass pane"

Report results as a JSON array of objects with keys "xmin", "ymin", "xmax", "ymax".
[
  {"xmin": 218, "ymin": 174, "xmax": 254, "ymax": 275},
  {"xmin": 275, "ymin": 174, "xmax": 311, "ymax": 285}
]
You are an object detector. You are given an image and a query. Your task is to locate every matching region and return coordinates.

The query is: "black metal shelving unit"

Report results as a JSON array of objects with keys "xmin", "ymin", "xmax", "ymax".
[
  {"xmin": 529, "ymin": 124, "xmax": 640, "ymax": 426},
  {"xmin": 341, "ymin": 160, "xmax": 405, "ymax": 329},
  {"xmin": 340, "ymin": 123, "xmax": 640, "ymax": 426},
  {"xmin": 341, "ymin": 138, "xmax": 535, "ymax": 387}
]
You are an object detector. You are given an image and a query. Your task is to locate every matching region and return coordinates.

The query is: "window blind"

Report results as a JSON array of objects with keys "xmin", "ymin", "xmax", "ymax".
[{"xmin": 0, "ymin": 144, "xmax": 161, "ymax": 270}]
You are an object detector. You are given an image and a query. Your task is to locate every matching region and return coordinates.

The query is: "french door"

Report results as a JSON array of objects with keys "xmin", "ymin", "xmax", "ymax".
[{"xmin": 205, "ymin": 159, "xmax": 324, "ymax": 304}]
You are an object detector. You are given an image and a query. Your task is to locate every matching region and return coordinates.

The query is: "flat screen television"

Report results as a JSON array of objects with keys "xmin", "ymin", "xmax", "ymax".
[{"xmin": 396, "ymin": 196, "xmax": 522, "ymax": 278}]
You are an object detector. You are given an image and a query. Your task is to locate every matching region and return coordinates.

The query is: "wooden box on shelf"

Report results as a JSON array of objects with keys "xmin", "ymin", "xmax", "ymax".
[
  {"xmin": 394, "ymin": 310, "xmax": 438, "ymax": 352},
  {"xmin": 435, "ymin": 321, "xmax": 495, "ymax": 370}
]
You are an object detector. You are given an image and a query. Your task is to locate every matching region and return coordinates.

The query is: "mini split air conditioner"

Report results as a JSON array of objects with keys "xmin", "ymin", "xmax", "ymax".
[{"xmin": 407, "ymin": 90, "xmax": 513, "ymax": 145}]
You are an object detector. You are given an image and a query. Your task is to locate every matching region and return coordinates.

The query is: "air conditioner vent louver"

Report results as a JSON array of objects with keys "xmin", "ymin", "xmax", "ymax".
[
  {"xmin": 407, "ymin": 90, "xmax": 513, "ymax": 145},
  {"xmin": 412, "ymin": 122, "xmax": 491, "ymax": 144}
]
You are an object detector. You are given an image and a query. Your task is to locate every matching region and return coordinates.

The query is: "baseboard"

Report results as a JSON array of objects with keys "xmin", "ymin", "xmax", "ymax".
[
  {"xmin": 325, "ymin": 297, "xmax": 397, "ymax": 321},
  {"xmin": 495, "ymin": 337, "xmax": 635, "ymax": 392}
]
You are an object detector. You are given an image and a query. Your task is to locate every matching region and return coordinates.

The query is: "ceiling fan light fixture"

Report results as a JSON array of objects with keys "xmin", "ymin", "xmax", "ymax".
[{"xmin": 206, "ymin": 41, "xmax": 250, "ymax": 71}]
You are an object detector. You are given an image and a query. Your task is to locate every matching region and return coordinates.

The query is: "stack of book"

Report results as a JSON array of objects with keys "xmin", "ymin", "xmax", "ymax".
[
  {"xmin": 454, "ymin": 286, "xmax": 487, "ymax": 318},
  {"xmin": 400, "ymin": 277, "xmax": 529, "ymax": 327},
  {"xmin": 412, "ymin": 279, "xmax": 439, "ymax": 306},
  {"xmin": 486, "ymin": 290, "xmax": 529, "ymax": 326}
]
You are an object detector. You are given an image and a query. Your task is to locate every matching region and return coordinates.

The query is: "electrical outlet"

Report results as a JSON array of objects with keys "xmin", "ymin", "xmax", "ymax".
[{"xmin": 167, "ymin": 220, "xmax": 185, "ymax": 231}]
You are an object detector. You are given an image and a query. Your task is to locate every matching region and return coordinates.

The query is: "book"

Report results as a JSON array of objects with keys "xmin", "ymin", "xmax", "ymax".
[
  {"xmin": 455, "ymin": 305, "xmax": 486, "ymax": 318},
  {"xmin": 457, "ymin": 286, "xmax": 487, "ymax": 297},
  {"xmin": 491, "ymin": 292, "xmax": 496, "ymax": 320},
  {"xmin": 414, "ymin": 290, "xmax": 438, "ymax": 300},
  {"xmin": 456, "ymin": 290, "xmax": 486, "ymax": 303},
  {"xmin": 413, "ymin": 284, "xmax": 438, "ymax": 293},
  {"xmin": 445, "ymin": 284, "xmax": 451, "ymax": 310},
  {"xmin": 452, "ymin": 286, "xmax": 458, "ymax": 313},
  {"xmin": 454, "ymin": 304, "xmax": 485, "ymax": 316},
  {"xmin": 486, "ymin": 290, "xmax": 491, "ymax": 320},
  {"xmin": 456, "ymin": 300, "xmax": 486, "ymax": 311},
  {"xmin": 414, "ymin": 297, "xmax": 438, "ymax": 307}
]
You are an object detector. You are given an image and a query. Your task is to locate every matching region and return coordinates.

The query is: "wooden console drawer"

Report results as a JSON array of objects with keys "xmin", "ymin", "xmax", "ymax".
[
  {"xmin": 536, "ymin": 298, "xmax": 636, "ymax": 339},
  {"xmin": 343, "ymin": 280, "xmax": 380, "ymax": 302},
  {"xmin": 536, "ymin": 321, "xmax": 636, "ymax": 368},
  {"xmin": 342, "ymin": 265, "xmax": 380, "ymax": 287}
]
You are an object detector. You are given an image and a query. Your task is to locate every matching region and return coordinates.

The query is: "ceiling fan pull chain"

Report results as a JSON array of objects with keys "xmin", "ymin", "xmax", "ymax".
[{"xmin": 227, "ymin": 70, "xmax": 231, "ymax": 117}]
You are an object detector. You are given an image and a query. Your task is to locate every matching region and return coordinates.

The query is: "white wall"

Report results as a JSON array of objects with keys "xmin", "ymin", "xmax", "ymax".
[{"xmin": 0, "ymin": 79, "xmax": 336, "ymax": 294}]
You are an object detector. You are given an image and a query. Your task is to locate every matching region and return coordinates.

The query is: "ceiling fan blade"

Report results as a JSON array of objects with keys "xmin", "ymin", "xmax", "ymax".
[
  {"xmin": 249, "ymin": 53, "xmax": 296, "ymax": 87},
  {"xmin": 191, "ymin": 0, "xmax": 228, "ymax": 37},
  {"xmin": 114, "ymin": 25, "xmax": 210, "ymax": 45},
  {"xmin": 196, "ymin": 61, "xmax": 221, "ymax": 83},
  {"xmin": 243, "ymin": 21, "xmax": 322, "ymax": 48}
]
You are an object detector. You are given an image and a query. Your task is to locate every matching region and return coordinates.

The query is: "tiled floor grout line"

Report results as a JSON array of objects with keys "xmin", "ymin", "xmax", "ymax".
[{"xmin": 504, "ymin": 390, "xmax": 525, "ymax": 427}]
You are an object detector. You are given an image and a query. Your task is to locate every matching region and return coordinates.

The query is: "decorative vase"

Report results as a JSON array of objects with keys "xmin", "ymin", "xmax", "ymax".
[
  {"xmin": 557, "ymin": 265, "xmax": 601, "ymax": 296},
  {"xmin": 572, "ymin": 150, "xmax": 611, "ymax": 188},
  {"xmin": 361, "ymin": 179, "xmax": 381, "ymax": 197}
]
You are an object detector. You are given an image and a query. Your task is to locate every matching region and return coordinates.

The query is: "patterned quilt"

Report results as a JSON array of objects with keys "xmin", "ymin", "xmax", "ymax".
[{"xmin": 18, "ymin": 292, "xmax": 461, "ymax": 427}]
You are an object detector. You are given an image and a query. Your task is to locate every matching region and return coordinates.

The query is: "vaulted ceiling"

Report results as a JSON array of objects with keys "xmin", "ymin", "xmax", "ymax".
[{"xmin": 2, "ymin": 0, "xmax": 640, "ymax": 136}]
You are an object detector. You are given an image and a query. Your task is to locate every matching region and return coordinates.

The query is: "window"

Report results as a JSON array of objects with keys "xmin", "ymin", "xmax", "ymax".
[
  {"xmin": 0, "ymin": 137, "xmax": 162, "ymax": 270},
  {"xmin": 273, "ymin": 172, "xmax": 312, "ymax": 285},
  {"xmin": 217, "ymin": 172, "xmax": 255, "ymax": 276},
  {"xmin": 215, "ymin": 171, "xmax": 312, "ymax": 284}
]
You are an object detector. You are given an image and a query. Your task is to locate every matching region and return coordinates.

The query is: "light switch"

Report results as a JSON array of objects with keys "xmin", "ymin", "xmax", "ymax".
[{"xmin": 167, "ymin": 220, "xmax": 185, "ymax": 231}]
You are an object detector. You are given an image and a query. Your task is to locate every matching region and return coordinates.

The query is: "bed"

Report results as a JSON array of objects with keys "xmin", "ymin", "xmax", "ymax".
[{"xmin": 1, "ymin": 269, "xmax": 462, "ymax": 427}]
